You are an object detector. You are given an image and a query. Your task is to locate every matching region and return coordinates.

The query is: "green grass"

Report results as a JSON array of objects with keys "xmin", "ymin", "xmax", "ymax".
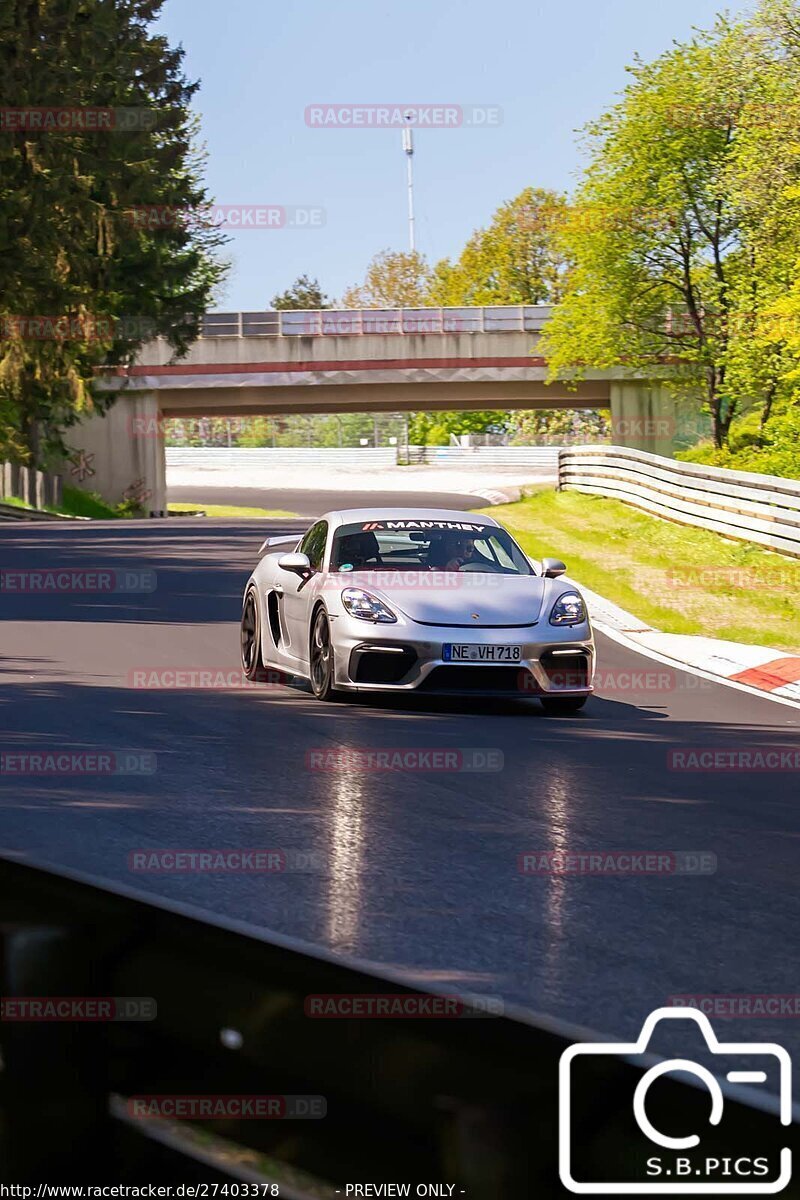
[
  {"xmin": 2, "ymin": 487, "xmax": 119, "ymax": 519},
  {"xmin": 61, "ymin": 486, "xmax": 120, "ymax": 518},
  {"xmin": 168, "ymin": 502, "xmax": 298, "ymax": 518},
  {"xmin": 477, "ymin": 489, "xmax": 800, "ymax": 652}
]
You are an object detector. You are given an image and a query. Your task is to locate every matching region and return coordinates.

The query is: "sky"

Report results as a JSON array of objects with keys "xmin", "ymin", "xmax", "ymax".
[{"xmin": 155, "ymin": 0, "xmax": 733, "ymax": 312}]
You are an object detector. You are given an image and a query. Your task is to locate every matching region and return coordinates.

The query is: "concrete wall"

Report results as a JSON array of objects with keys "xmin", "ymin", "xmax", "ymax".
[
  {"xmin": 135, "ymin": 329, "xmax": 550, "ymax": 369},
  {"xmin": 63, "ymin": 391, "xmax": 166, "ymax": 517},
  {"xmin": 610, "ymin": 382, "xmax": 681, "ymax": 458}
]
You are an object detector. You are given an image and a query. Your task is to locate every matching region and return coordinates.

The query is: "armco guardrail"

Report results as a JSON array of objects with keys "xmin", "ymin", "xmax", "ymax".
[
  {"xmin": 1, "ymin": 460, "xmax": 63, "ymax": 511},
  {"xmin": 166, "ymin": 446, "xmax": 562, "ymax": 471},
  {"xmin": 0, "ymin": 854, "xmax": 793, "ymax": 1191},
  {"xmin": 166, "ymin": 446, "xmax": 397, "ymax": 469},
  {"xmin": 200, "ymin": 304, "xmax": 552, "ymax": 338},
  {"xmin": 559, "ymin": 444, "xmax": 800, "ymax": 557},
  {"xmin": 0, "ymin": 501, "xmax": 66, "ymax": 522},
  {"xmin": 409, "ymin": 445, "xmax": 560, "ymax": 468}
]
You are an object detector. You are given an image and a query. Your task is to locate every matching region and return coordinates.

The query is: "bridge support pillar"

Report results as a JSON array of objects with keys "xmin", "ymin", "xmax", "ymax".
[
  {"xmin": 64, "ymin": 392, "xmax": 166, "ymax": 517},
  {"xmin": 609, "ymin": 381, "xmax": 706, "ymax": 456}
]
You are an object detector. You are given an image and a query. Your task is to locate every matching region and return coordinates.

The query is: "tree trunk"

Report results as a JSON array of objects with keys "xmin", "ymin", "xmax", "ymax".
[
  {"xmin": 760, "ymin": 383, "xmax": 777, "ymax": 434},
  {"xmin": 22, "ymin": 414, "xmax": 39, "ymax": 469}
]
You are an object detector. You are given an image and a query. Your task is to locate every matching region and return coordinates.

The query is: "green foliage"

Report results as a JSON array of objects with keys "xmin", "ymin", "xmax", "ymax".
[
  {"xmin": 428, "ymin": 188, "xmax": 570, "ymax": 305},
  {"xmin": 0, "ymin": 0, "xmax": 227, "ymax": 467},
  {"xmin": 60, "ymin": 487, "xmax": 118, "ymax": 518},
  {"xmin": 340, "ymin": 250, "xmax": 432, "ymax": 308},
  {"xmin": 541, "ymin": 8, "xmax": 800, "ymax": 449},
  {"xmin": 407, "ymin": 410, "xmax": 510, "ymax": 446},
  {"xmin": 271, "ymin": 275, "xmax": 329, "ymax": 310},
  {"xmin": 677, "ymin": 402, "xmax": 800, "ymax": 477},
  {"xmin": 167, "ymin": 413, "xmax": 410, "ymax": 448},
  {"xmin": 507, "ymin": 409, "xmax": 611, "ymax": 445}
]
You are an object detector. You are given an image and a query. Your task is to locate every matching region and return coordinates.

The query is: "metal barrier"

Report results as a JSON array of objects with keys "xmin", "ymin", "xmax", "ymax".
[
  {"xmin": 166, "ymin": 446, "xmax": 561, "ymax": 471},
  {"xmin": 559, "ymin": 444, "xmax": 800, "ymax": 557},
  {"xmin": 166, "ymin": 447, "xmax": 398, "ymax": 469},
  {"xmin": 408, "ymin": 445, "xmax": 561, "ymax": 468},
  {"xmin": 199, "ymin": 305, "xmax": 553, "ymax": 339},
  {"xmin": 0, "ymin": 855, "xmax": 793, "ymax": 1192}
]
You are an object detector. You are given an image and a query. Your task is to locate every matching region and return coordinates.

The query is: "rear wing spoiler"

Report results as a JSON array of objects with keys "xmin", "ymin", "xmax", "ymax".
[{"xmin": 258, "ymin": 533, "xmax": 299, "ymax": 557}]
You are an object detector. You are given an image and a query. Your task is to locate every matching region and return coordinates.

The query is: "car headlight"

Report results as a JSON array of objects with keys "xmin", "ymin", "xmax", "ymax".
[
  {"xmin": 341, "ymin": 588, "xmax": 397, "ymax": 623},
  {"xmin": 549, "ymin": 591, "xmax": 586, "ymax": 626}
]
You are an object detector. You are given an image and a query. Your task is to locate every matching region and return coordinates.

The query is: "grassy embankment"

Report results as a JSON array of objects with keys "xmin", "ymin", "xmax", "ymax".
[{"xmin": 477, "ymin": 489, "xmax": 800, "ymax": 652}]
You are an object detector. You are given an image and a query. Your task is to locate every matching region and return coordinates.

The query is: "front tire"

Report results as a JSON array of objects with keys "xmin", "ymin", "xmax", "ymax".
[
  {"xmin": 540, "ymin": 695, "xmax": 588, "ymax": 716},
  {"xmin": 241, "ymin": 588, "xmax": 270, "ymax": 682},
  {"xmin": 309, "ymin": 608, "xmax": 338, "ymax": 701}
]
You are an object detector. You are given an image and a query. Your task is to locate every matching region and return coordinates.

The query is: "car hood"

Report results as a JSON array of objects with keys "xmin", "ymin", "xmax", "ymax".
[{"xmin": 337, "ymin": 571, "xmax": 550, "ymax": 627}]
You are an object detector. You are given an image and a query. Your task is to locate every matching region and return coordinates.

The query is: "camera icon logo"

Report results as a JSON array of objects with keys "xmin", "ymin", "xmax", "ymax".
[{"xmin": 559, "ymin": 1007, "xmax": 792, "ymax": 1194}]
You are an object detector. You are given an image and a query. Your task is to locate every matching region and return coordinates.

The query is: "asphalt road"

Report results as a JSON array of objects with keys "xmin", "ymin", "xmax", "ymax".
[
  {"xmin": 2, "ymin": 517, "xmax": 800, "ymax": 1084},
  {"xmin": 168, "ymin": 484, "xmax": 496, "ymax": 516}
]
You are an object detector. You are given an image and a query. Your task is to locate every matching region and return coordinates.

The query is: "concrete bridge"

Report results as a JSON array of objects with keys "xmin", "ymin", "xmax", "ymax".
[{"xmin": 66, "ymin": 305, "xmax": 691, "ymax": 515}]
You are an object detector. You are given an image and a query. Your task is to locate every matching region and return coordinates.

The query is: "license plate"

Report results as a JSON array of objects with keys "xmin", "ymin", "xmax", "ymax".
[{"xmin": 442, "ymin": 644, "xmax": 523, "ymax": 663}]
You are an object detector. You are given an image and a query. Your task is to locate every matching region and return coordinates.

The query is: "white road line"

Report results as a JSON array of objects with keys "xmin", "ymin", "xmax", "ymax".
[{"xmin": 592, "ymin": 618, "xmax": 800, "ymax": 713}]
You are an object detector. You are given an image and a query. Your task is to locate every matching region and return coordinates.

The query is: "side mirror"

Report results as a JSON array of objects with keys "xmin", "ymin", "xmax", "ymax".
[
  {"xmin": 278, "ymin": 552, "xmax": 312, "ymax": 579},
  {"xmin": 541, "ymin": 557, "xmax": 567, "ymax": 579}
]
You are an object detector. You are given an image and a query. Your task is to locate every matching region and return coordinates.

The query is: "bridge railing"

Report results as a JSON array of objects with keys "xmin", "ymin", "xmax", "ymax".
[{"xmin": 200, "ymin": 304, "xmax": 553, "ymax": 338}]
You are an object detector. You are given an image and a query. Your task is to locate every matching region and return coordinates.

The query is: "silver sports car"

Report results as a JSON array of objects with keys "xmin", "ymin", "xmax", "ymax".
[{"xmin": 240, "ymin": 508, "xmax": 595, "ymax": 714}]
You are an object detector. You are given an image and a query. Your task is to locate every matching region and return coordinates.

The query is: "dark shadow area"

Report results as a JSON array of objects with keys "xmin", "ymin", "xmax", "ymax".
[
  {"xmin": 1, "ymin": 669, "xmax": 800, "ymax": 1080},
  {"xmin": 0, "ymin": 519, "xmax": 305, "ymax": 624},
  {"xmin": 168, "ymin": 485, "xmax": 490, "ymax": 518}
]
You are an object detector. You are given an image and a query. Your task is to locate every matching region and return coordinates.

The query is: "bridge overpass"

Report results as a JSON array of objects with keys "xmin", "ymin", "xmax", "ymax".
[{"xmin": 66, "ymin": 305, "xmax": 693, "ymax": 514}]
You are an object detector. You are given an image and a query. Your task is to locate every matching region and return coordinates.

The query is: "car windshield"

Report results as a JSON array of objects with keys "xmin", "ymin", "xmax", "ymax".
[{"xmin": 331, "ymin": 519, "xmax": 533, "ymax": 575}]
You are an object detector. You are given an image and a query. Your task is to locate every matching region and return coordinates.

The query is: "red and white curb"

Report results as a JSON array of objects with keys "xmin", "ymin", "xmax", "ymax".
[{"xmin": 578, "ymin": 582, "xmax": 800, "ymax": 708}]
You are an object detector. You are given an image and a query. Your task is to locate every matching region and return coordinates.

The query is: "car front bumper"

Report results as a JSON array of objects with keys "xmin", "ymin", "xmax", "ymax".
[{"xmin": 328, "ymin": 611, "xmax": 595, "ymax": 696}]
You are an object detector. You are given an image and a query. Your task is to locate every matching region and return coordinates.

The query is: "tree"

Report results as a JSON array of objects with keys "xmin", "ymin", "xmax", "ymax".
[
  {"xmin": 0, "ymin": 0, "xmax": 226, "ymax": 466},
  {"xmin": 419, "ymin": 189, "xmax": 572, "ymax": 443},
  {"xmin": 541, "ymin": 15, "xmax": 795, "ymax": 448},
  {"xmin": 271, "ymin": 274, "xmax": 330, "ymax": 310},
  {"xmin": 407, "ymin": 410, "xmax": 510, "ymax": 446},
  {"xmin": 508, "ymin": 409, "xmax": 611, "ymax": 445},
  {"xmin": 428, "ymin": 188, "xmax": 571, "ymax": 306},
  {"xmin": 340, "ymin": 250, "xmax": 432, "ymax": 308},
  {"xmin": 726, "ymin": 0, "xmax": 800, "ymax": 431}
]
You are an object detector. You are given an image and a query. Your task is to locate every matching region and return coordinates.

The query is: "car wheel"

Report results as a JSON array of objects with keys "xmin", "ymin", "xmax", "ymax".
[
  {"xmin": 540, "ymin": 695, "xmax": 588, "ymax": 716},
  {"xmin": 241, "ymin": 588, "xmax": 270, "ymax": 682},
  {"xmin": 309, "ymin": 607, "xmax": 338, "ymax": 701}
]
